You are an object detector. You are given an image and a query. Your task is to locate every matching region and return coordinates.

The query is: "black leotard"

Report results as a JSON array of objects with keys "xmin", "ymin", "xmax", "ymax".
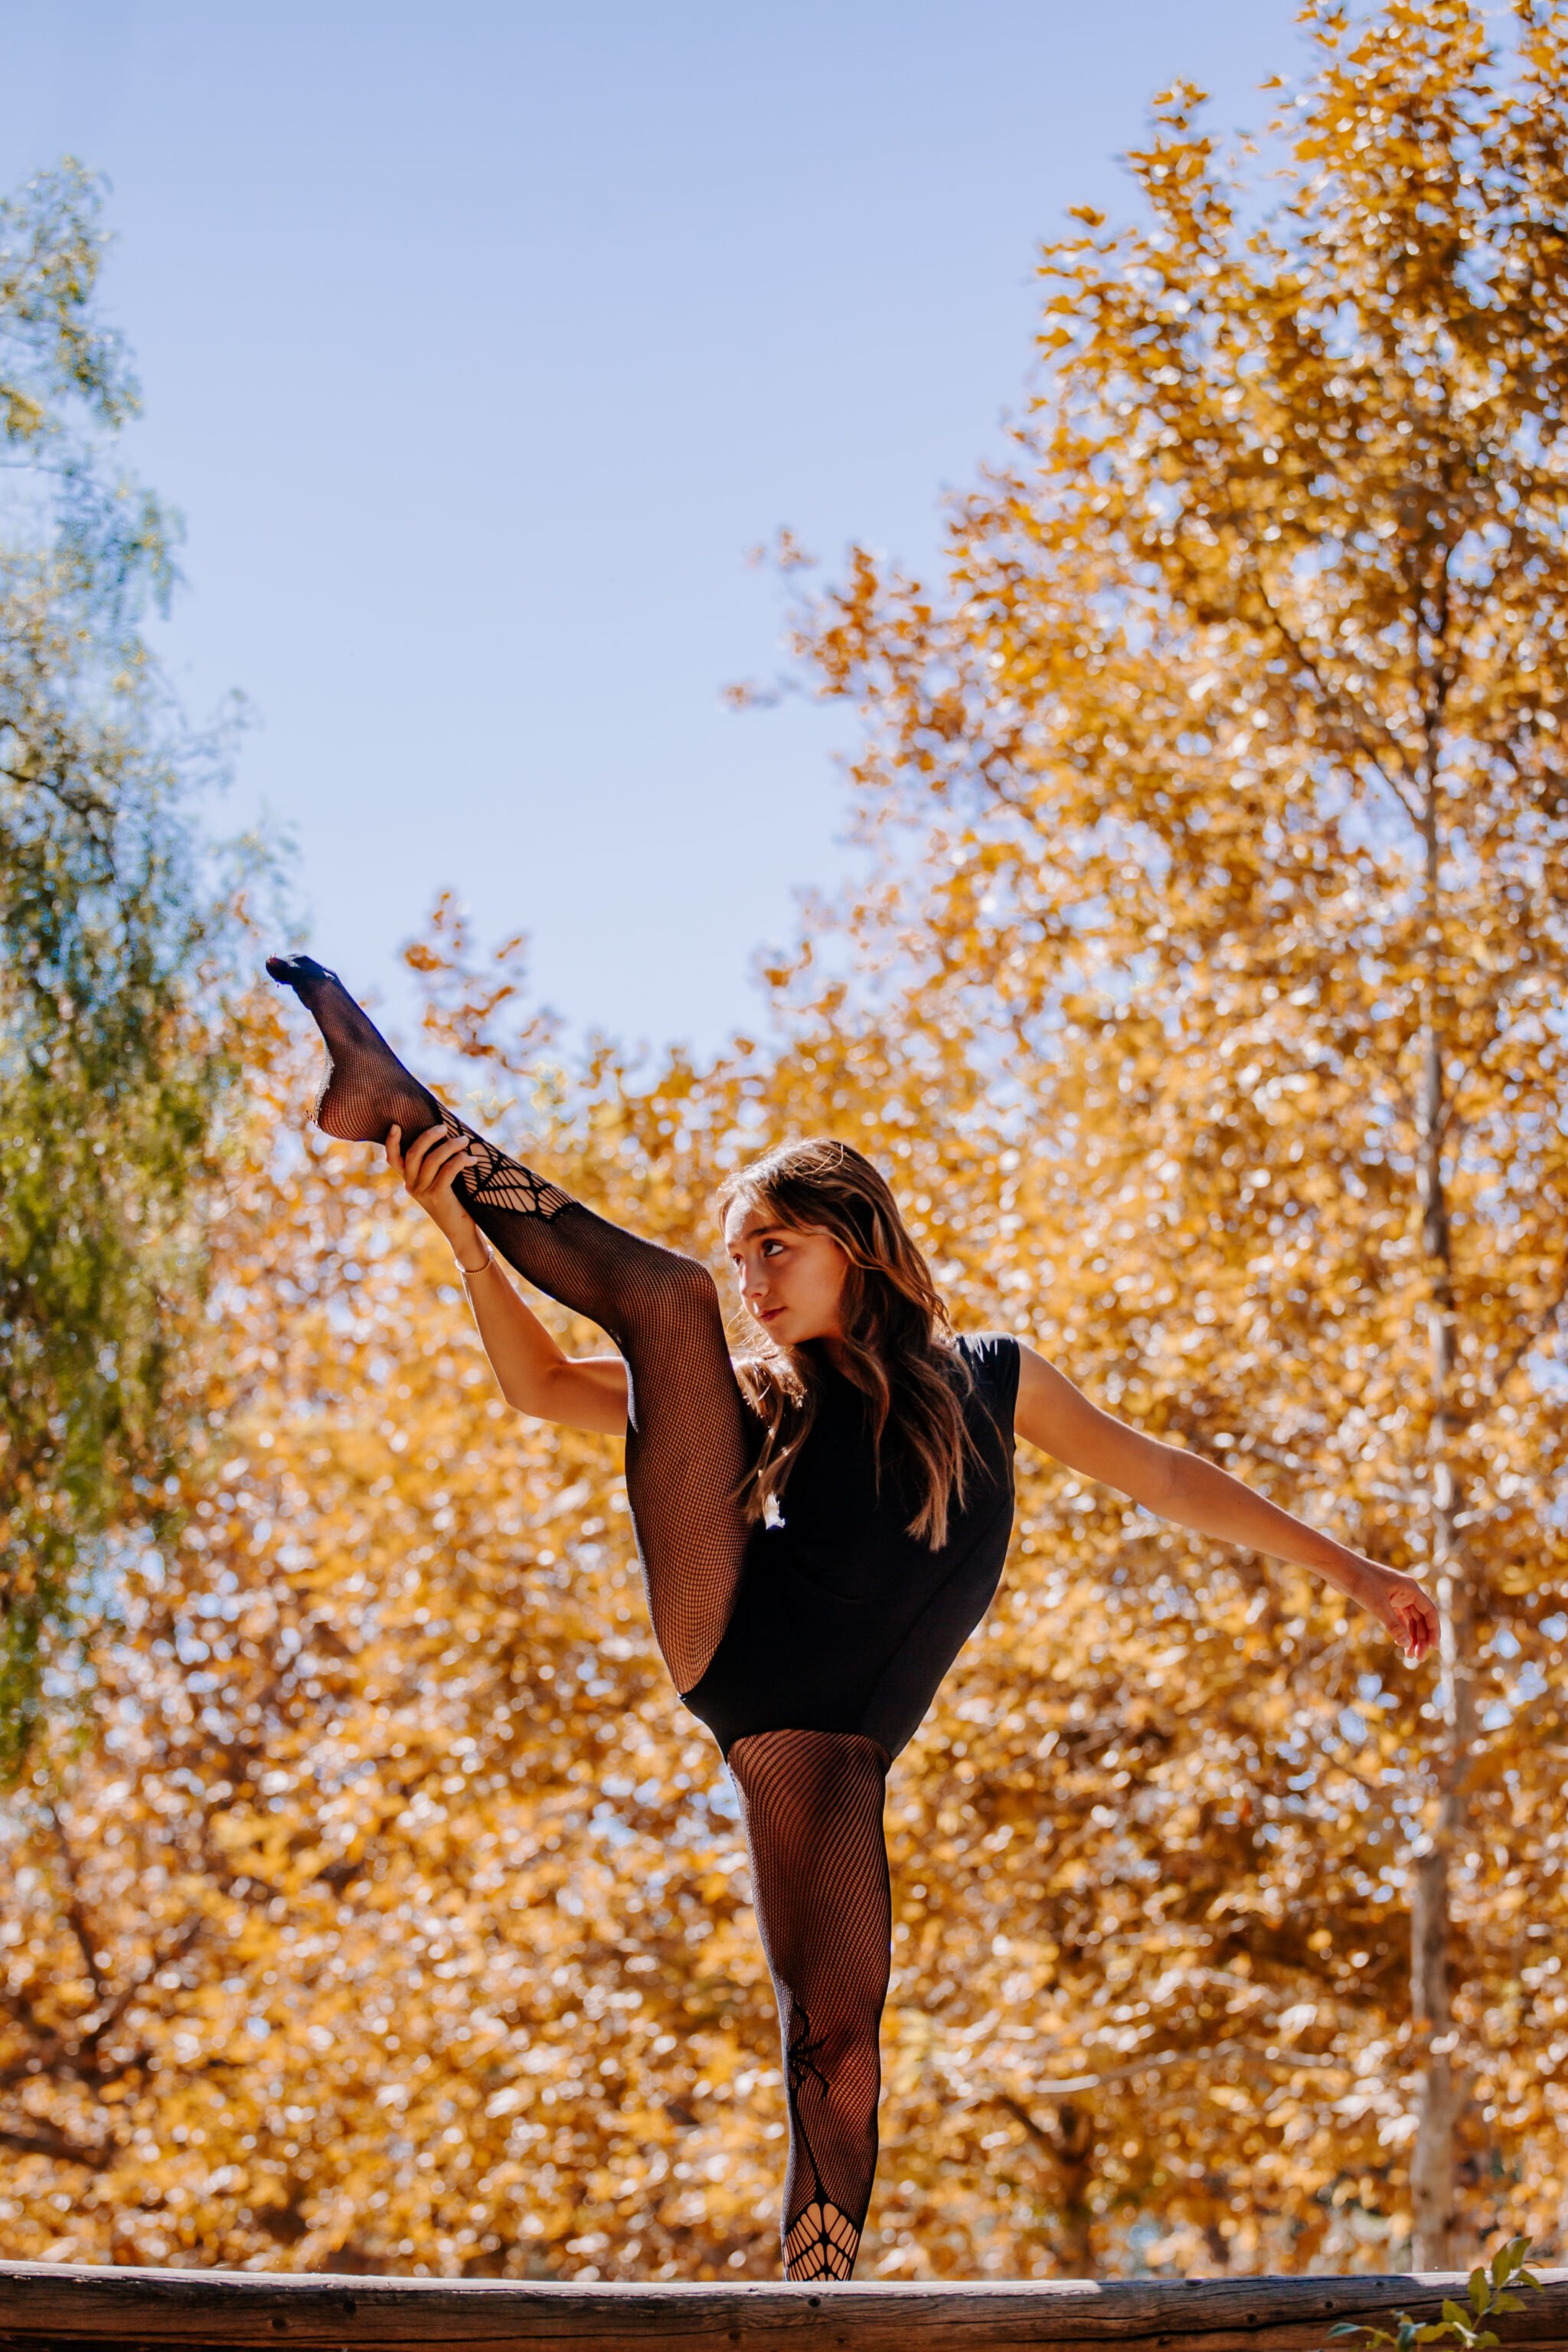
[{"xmin": 681, "ymin": 1334, "xmax": 1021, "ymax": 1759}]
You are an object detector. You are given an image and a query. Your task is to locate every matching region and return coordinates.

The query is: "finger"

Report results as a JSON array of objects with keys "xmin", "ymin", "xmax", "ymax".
[
  {"xmin": 386, "ymin": 1124, "xmax": 403, "ymax": 1173},
  {"xmin": 416, "ymin": 1133, "xmax": 475, "ymax": 1193},
  {"xmin": 1387, "ymin": 1601, "xmax": 1417, "ymax": 1656},
  {"xmin": 423, "ymin": 1155, "xmax": 477, "ymax": 1200},
  {"xmin": 402, "ymin": 1123, "xmax": 446, "ymax": 1184}
]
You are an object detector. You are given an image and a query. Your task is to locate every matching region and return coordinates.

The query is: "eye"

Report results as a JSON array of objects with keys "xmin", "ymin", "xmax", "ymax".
[{"xmin": 760, "ymin": 1238, "xmax": 786, "ymax": 1257}]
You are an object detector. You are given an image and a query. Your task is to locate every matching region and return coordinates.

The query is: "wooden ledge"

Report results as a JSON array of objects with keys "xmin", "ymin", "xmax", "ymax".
[{"xmin": 0, "ymin": 2262, "xmax": 1564, "ymax": 2352}]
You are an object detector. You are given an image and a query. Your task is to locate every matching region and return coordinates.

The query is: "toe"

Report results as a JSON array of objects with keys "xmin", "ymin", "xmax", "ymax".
[{"xmin": 266, "ymin": 953, "xmax": 332, "ymax": 986}]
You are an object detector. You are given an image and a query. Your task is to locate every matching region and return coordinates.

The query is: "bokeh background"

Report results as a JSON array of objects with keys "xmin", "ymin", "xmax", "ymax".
[{"xmin": 2, "ymin": 0, "xmax": 1565, "ymax": 2288}]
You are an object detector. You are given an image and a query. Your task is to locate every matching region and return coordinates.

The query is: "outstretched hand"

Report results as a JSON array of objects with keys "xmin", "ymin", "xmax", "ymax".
[
  {"xmin": 1347, "ymin": 1560, "xmax": 1440, "ymax": 1664},
  {"xmin": 387, "ymin": 1122, "xmax": 480, "ymax": 1255}
]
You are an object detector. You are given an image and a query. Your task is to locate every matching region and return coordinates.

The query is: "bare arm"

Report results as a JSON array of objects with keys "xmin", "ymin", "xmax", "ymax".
[
  {"xmin": 1013, "ymin": 1343, "xmax": 1438, "ymax": 1661},
  {"xmin": 392, "ymin": 1125, "xmax": 628, "ymax": 1437}
]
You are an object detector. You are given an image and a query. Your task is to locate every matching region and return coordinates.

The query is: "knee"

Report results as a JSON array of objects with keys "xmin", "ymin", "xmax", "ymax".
[
  {"xmin": 647, "ymin": 1246, "xmax": 720, "ymax": 1320},
  {"xmin": 787, "ymin": 2006, "xmax": 884, "ymax": 2092},
  {"xmin": 822, "ymin": 2004, "xmax": 886, "ymax": 2055}
]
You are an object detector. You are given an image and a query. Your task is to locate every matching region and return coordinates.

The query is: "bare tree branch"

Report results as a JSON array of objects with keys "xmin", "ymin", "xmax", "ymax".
[
  {"xmin": 1248, "ymin": 572, "xmax": 1424, "ymax": 827},
  {"xmin": 0, "ymin": 2119, "xmax": 115, "ymax": 2169},
  {"xmin": 991, "ymin": 2037, "xmax": 1356, "ymax": 2103}
]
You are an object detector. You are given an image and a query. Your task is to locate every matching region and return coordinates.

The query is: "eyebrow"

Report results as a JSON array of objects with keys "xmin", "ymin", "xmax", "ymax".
[{"xmin": 727, "ymin": 1217, "xmax": 789, "ymax": 1248}]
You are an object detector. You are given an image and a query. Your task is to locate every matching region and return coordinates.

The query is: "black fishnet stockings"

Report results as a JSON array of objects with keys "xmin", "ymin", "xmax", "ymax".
[
  {"xmin": 729, "ymin": 1728, "xmax": 892, "ymax": 2282},
  {"xmin": 266, "ymin": 954, "xmax": 751, "ymax": 1694}
]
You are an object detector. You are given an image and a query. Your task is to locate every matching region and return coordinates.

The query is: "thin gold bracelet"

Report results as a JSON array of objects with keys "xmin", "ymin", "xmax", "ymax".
[{"xmin": 458, "ymin": 1242, "xmax": 495, "ymax": 1279}]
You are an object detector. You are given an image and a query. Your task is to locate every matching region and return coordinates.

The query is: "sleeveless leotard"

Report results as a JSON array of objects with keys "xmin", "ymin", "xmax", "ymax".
[{"xmin": 682, "ymin": 1334, "xmax": 1021, "ymax": 1759}]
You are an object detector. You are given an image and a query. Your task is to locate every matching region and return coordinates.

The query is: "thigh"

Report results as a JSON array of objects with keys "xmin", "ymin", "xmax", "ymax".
[
  {"xmin": 729, "ymin": 1729, "xmax": 892, "ymax": 1994},
  {"xmin": 609, "ymin": 1243, "xmax": 753, "ymax": 1695},
  {"xmin": 488, "ymin": 1204, "xmax": 752, "ymax": 1695}
]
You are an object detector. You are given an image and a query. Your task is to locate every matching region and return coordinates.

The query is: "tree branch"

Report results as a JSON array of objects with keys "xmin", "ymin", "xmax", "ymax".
[
  {"xmin": 992, "ymin": 2037, "xmax": 1355, "ymax": 2102},
  {"xmin": 0, "ymin": 2118, "xmax": 115, "ymax": 2169},
  {"xmin": 1248, "ymin": 572, "xmax": 1423, "ymax": 827}
]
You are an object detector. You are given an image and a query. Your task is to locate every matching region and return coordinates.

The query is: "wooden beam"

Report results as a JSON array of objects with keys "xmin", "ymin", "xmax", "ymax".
[{"xmin": 0, "ymin": 2262, "xmax": 1563, "ymax": 2352}]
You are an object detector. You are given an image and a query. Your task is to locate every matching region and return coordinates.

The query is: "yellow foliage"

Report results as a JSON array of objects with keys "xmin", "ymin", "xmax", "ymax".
[{"xmin": 5, "ymin": 0, "xmax": 1568, "ymax": 2284}]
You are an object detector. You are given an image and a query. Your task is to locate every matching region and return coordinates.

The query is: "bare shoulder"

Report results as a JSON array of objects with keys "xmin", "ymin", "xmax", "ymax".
[
  {"xmin": 1013, "ymin": 1343, "xmax": 1176, "ymax": 1504},
  {"xmin": 1014, "ymin": 1340, "xmax": 1083, "ymax": 1415}
]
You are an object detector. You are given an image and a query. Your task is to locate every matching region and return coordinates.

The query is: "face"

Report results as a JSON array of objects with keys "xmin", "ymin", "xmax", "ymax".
[{"xmin": 724, "ymin": 1200, "xmax": 850, "ymax": 1348}]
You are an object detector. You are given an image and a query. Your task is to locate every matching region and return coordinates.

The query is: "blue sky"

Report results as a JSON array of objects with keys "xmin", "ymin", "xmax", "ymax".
[{"xmin": 2, "ymin": 0, "xmax": 1303, "ymax": 1054}]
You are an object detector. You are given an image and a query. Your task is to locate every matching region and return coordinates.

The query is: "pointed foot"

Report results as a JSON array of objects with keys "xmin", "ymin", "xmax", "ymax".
[{"xmin": 266, "ymin": 952, "xmax": 335, "ymax": 991}]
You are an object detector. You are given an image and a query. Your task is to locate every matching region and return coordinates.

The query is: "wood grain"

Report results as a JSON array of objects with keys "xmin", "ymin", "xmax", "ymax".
[{"xmin": 0, "ymin": 2262, "xmax": 1563, "ymax": 2352}]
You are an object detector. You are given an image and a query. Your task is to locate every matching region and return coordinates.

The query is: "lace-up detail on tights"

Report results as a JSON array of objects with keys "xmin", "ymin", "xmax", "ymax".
[
  {"xmin": 455, "ymin": 1119, "xmax": 573, "ymax": 1220},
  {"xmin": 729, "ymin": 1728, "xmax": 891, "ymax": 2281}
]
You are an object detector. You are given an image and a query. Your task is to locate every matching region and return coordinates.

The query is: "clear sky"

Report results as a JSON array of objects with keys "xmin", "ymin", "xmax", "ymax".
[{"xmin": 2, "ymin": 1, "xmax": 1305, "ymax": 1055}]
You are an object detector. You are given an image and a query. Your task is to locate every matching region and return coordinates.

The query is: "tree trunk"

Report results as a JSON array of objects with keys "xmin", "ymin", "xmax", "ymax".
[
  {"xmin": 1053, "ymin": 2100, "xmax": 1096, "ymax": 2277},
  {"xmin": 1004, "ymin": 2095, "xmax": 1097, "ymax": 2275},
  {"xmin": 1409, "ymin": 799, "xmax": 1474, "ymax": 2271}
]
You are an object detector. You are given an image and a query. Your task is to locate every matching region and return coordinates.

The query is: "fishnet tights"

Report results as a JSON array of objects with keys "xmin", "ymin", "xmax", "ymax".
[
  {"xmin": 729, "ymin": 1728, "xmax": 892, "ymax": 2281},
  {"xmin": 266, "ymin": 954, "xmax": 751, "ymax": 1694}
]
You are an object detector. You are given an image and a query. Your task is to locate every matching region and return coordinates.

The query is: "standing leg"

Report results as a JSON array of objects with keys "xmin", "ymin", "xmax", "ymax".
[
  {"xmin": 728, "ymin": 1728, "xmax": 892, "ymax": 2282},
  {"xmin": 267, "ymin": 955, "xmax": 750, "ymax": 1693}
]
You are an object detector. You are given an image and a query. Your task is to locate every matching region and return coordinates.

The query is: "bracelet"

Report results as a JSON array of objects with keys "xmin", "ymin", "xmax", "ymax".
[{"xmin": 458, "ymin": 1241, "xmax": 495, "ymax": 1279}]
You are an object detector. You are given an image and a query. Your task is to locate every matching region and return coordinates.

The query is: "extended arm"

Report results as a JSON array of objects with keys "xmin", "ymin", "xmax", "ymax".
[
  {"xmin": 1013, "ymin": 1344, "xmax": 1438, "ymax": 1661},
  {"xmin": 393, "ymin": 1125, "xmax": 629, "ymax": 1436}
]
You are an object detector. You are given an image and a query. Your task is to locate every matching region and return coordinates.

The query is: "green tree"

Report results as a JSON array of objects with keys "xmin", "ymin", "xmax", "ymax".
[
  {"xmin": 1, "ymin": 164, "xmax": 240, "ymax": 1769},
  {"xmin": 771, "ymin": 0, "xmax": 1568, "ymax": 2268}
]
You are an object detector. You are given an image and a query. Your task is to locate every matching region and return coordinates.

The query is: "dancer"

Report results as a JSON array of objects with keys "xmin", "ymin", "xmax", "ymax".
[{"xmin": 266, "ymin": 953, "xmax": 1439, "ymax": 2282}]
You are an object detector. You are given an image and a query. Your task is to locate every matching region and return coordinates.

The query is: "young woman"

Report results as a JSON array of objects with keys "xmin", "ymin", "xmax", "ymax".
[{"xmin": 267, "ymin": 952, "xmax": 1439, "ymax": 2284}]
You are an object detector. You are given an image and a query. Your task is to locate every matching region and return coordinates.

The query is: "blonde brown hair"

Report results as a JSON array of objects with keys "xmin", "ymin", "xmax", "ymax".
[{"xmin": 716, "ymin": 1138, "xmax": 976, "ymax": 1548}]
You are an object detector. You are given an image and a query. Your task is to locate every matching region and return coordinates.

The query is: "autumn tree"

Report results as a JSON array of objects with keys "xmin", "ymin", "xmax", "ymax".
[
  {"xmin": 9, "ymin": 3, "xmax": 1568, "ymax": 2282},
  {"xmin": 0, "ymin": 164, "xmax": 240, "ymax": 1766},
  {"xmin": 764, "ymin": 0, "xmax": 1568, "ymax": 2271}
]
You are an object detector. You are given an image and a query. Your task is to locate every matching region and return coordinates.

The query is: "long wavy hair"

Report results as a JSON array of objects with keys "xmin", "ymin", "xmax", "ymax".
[{"xmin": 716, "ymin": 1137, "xmax": 977, "ymax": 1549}]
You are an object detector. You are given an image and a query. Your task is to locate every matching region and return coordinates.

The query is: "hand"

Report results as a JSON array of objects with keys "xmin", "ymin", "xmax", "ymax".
[
  {"xmin": 1345, "ymin": 1559, "xmax": 1440, "ymax": 1664},
  {"xmin": 387, "ymin": 1123, "xmax": 481, "ymax": 1257}
]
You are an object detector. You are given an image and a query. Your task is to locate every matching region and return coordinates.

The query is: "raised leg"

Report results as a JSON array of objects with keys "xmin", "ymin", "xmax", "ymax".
[
  {"xmin": 728, "ymin": 1728, "xmax": 892, "ymax": 2282},
  {"xmin": 267, "ymin": 954, "xmax": 751, "ymax": 1692}
]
